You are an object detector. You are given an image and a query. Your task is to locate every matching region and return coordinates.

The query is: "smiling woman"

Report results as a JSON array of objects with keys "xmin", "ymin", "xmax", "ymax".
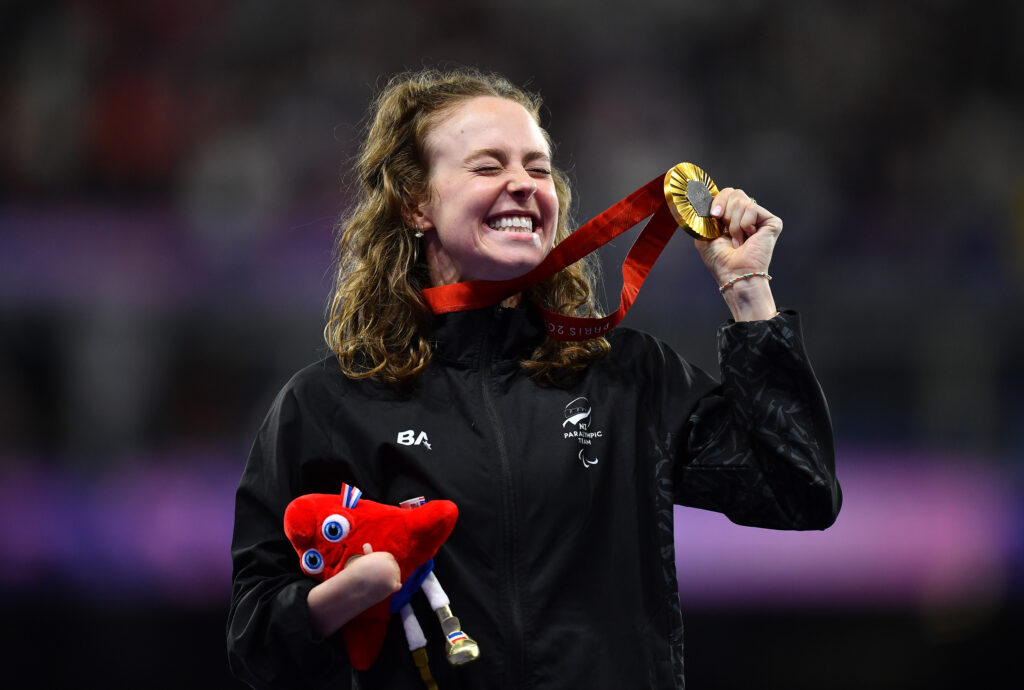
[
  {"xmin": 415, "ymin": 96, "xmax": 559, "ymax": 285},
  {"xmin": 321, "ymin": 69, "xmax": 608, "ymax": 387},
  {"xmin": 227, "ymin": 67, "xmax": 842, "ymax": 690}
]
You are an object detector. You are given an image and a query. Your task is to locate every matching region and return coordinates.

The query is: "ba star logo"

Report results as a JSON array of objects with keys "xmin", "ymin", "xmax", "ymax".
[
  {"xmin": 397, "ymin": 430, "xmax": 431, "ymax": 450},
  {"xmin": 562, "ymin": 396, "xmax": 604, "ymax": 468}
]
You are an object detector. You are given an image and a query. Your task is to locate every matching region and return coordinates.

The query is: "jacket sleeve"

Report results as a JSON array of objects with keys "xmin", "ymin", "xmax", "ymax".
[
  {"xmin": 226, "ymin": 381, "xmax": 353, "ymax": 689},
  {"xmin": 672, "ymin": 310, "xmax": 842, "ymax": 530}
]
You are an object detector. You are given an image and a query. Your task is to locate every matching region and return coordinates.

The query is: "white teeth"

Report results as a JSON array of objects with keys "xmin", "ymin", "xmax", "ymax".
[{"xmin": 487, "ymin": 215, "xmax": 534, "ymax": 232}]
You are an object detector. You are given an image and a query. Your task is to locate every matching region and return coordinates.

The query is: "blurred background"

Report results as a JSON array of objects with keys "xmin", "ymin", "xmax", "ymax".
[{"xmin": 1, "ymin": 0, "xmax": 1021, "ymax": 688}]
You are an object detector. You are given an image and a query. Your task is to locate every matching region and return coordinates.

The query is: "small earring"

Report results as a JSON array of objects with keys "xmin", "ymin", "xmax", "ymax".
[{"xmin": 413, "ymin": 224, "xmax": 424, "ymax": 238}]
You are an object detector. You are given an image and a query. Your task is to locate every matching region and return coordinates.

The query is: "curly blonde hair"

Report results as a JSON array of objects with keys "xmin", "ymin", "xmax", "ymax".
[{"xmin": 325, "ymin": 68, "xmax": 609, "ymax": 387}]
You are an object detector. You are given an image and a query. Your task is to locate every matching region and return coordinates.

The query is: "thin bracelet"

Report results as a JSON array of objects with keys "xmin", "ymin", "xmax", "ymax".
[{"xmin": 718, "ymin": 271, "xmax": 772, "ymax": 294}]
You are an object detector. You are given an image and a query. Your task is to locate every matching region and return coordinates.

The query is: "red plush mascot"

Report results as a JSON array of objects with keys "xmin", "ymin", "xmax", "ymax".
[{"xmin": 284, "ymin": 483, "xmax": 479, "ymax": 687}]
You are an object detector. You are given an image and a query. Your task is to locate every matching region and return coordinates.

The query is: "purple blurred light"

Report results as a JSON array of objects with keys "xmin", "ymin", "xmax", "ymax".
[
  {"xmin": 0, "ymin": 448, "xmax": 1017, "ymax": 608},
  {"xmin": 675, "ymin": 450, "xmax": 1015, "ymax": 608}
]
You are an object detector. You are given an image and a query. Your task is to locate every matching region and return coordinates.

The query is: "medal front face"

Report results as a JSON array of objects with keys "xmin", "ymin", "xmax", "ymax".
[{"xmin": 664, "ymin": 162, "xmax": 723, "ymax": 240}]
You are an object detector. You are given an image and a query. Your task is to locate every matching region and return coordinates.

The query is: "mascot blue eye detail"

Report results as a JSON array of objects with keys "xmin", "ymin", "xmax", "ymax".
[
  {"xmin": 301, "ymin": 549, "xmax": 324, "ymax": 575},
  {"xmin": 321, "ymin": 513, "xmax": 351, "ymax": 542}
]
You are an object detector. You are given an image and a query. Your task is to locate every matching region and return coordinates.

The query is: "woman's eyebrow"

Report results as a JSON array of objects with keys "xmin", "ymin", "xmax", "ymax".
[
  {"xmin": 463, "ymin": 148, "xmax": 506, "ymax": 164},
  {"xmin": 523, "ymin": 150, "xmax": 551, "ymax": 164},
  {"xmin": 463, "ymin": 148, "xmax": 551, "ymax": 164}
]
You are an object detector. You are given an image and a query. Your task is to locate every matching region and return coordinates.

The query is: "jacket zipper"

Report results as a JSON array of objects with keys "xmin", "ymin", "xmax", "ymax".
[{"xmin": 479, "ymin": 307, "xmax": 525, "ymax": 689}]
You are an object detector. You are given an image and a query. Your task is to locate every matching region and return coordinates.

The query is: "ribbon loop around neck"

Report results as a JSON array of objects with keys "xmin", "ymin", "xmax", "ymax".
[{"xmin": 421, "ymin": 174, "xmax": 680, "ymax": 341}]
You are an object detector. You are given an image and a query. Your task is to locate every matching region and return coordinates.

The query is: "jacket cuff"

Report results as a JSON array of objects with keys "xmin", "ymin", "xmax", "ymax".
[
  {"xmin": 277, "ymin": 578, "xmax": 322, "ymax": 640},
  {"xmin": 716, "ymin": 309, "xmax": 805, "ymax": 369}
]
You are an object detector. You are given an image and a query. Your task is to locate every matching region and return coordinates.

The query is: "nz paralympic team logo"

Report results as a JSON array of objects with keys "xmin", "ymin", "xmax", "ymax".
[{"xmin": 562, "ymin": 396, "xmax": 602, "ymax": 468}]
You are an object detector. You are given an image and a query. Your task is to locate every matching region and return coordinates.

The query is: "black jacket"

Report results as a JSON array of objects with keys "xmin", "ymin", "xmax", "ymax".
[{"xmin": 227, "ymin": 307, "xmax": 841, "ymax": 689}]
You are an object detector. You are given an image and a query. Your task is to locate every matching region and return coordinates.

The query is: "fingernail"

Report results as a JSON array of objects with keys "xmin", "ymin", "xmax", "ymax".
[
  {"xmin": 732, "ymin": 237, "xmax": 740, "ymax": 249},
  {"xmin": 711, "ymin": 205, "xmax": 722, "ymax": 216}
]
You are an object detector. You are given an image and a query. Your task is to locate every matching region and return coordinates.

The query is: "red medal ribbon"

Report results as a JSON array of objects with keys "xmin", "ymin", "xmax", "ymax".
[{"xmin": 422, "ymin": 175, "xmax": 679, "ymax": 341}]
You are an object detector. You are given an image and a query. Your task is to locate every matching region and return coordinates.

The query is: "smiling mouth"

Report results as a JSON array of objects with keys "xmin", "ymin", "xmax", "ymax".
[{"xmin": 486, "ymin": 215, "xmax": 536, "ymax": 233}]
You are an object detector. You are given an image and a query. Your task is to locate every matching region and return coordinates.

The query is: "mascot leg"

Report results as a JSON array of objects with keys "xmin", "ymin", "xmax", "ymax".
[
  {"xmin": 420, "ymin": 572, "xmax": 480, "ymax": 666},
  {"xmin": 400, "ymin": 604, "xmax": 438, "ymax": 690}
]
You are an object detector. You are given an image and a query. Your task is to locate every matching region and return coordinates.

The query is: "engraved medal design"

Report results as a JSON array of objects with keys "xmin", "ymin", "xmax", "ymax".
[{"xmin": 664, "ymin": 162, "xmax": 723, "ymax": 240}]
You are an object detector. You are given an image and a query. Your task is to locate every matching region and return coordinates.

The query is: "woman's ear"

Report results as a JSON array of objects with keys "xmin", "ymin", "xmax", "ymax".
[{"xmin": 408, "ymin": 205, "xmax": 433, "ymax": 233}]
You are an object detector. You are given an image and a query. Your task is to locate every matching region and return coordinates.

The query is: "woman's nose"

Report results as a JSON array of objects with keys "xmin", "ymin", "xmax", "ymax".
[{"xmin": 507, "ymin": 168, "xmax": 537, "ymax": 198}]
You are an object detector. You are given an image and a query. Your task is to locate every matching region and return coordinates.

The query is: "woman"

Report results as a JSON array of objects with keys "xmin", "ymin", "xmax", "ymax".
[{"xmin": 227, "ymin": 68, "xmax": 841, "ymax": 689}]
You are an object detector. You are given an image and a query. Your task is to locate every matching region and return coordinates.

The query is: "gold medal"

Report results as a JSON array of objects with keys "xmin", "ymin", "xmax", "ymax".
[{"xmin": 663, "ymin": 162, "xmax": 723, "ymax": 240}]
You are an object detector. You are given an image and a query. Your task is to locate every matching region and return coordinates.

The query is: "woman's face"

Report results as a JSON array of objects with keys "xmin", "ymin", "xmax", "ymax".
[{"xmin": 415, "ymin": 96, "xmax": 559, "ymax": 286}]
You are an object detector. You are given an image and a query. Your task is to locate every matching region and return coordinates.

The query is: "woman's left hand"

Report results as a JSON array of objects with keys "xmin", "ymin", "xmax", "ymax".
[{"xmin": 694, "ymin": 187, "xmax": 781, "ymax": 321}]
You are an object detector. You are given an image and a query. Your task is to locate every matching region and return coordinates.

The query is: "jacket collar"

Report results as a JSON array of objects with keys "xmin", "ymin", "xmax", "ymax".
[{"xmin": 430, "ymin": 305, "xmax": 546, "ymax": 367}]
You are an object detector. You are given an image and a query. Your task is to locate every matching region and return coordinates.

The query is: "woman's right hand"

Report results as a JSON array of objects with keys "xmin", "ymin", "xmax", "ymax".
[{"xmin": 306, "ymin": 543, "xmax": 401, "ymax": 639}]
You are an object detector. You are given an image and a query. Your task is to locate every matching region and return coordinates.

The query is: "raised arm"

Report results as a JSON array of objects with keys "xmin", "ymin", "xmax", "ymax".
[{"xmin": 666, "ymin": 188, "xmax": 840, "ymax": 528}]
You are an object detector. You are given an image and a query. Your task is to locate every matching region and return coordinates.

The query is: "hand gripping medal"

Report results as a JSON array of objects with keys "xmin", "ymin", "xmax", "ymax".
[{"xmin": 423, "ymin": 163, "xmax": 725, "ymax": 340}]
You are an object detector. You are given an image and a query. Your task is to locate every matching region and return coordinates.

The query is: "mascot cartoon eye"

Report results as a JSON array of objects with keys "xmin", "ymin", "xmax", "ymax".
[
  {"xmin": 301, "ymin": 549, "xmax": 324, "ymax": 575},
  {"xmin": 321, "ymin": 514, "xmax": 351, "ymax": 542}
]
